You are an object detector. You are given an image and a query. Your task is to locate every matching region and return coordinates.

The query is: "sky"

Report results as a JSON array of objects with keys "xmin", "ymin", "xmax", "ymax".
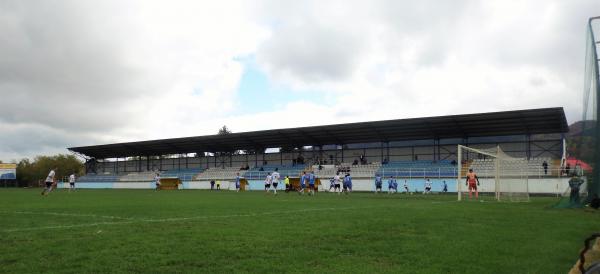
[{"xmin": 1, "ymin": 0, "xmax": 599, "ymax": 162}]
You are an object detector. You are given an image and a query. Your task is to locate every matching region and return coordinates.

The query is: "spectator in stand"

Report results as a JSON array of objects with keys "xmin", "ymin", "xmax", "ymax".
[
  {"xmin": 565, "ymin": 163, "xmax": 571, "ymax": 176},
  {"xmin": 542, "ymin": 161, "xmax": 548, "ymax": 175}
]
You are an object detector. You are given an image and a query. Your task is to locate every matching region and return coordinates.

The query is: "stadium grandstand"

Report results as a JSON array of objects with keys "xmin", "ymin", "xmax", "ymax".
[{"xmin": 67, "ymin": 107, "xmax": 571, "ymax": 193}]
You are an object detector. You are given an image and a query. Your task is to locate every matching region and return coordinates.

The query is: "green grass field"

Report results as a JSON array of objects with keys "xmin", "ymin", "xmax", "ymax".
[{"xmin": 1, "ymin": 189, "xmax": 598, "ymax": 273}]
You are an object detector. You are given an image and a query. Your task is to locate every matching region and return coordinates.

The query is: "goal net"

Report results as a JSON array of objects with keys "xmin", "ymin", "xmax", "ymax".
[{"xmin": 457, "ymin": 145, "xmax": 530, "ymax": 202}]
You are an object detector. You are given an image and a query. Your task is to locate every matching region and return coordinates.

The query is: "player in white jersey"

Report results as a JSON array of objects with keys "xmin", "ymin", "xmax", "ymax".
[
  {"xmin": 154, "ymin": 172, "xmax": 161, "ymax": 191},
  {"xmin": 264, "ymin": 173, "xmax": 272, "ymax": 193},
  {"xmin": 41, "ymin": 168, "xmax": 57, "ymax": 196},
  {"xmin": 333, "ymin": 173, "xmax": 341, "ymax": 194},
  {"xmin": 68, "ymin": 173, "xmax": 76, "ymax": 192},
  {"xmin": 271, "ymin": 169, "xmax": 280, "ymax": 195},
  {"xmin": 403, "ymin": 179, "xmax": 410, "ymax": 193},
  {"xmin": 424, "ymin": 178, "xmax": 432, "ymax": 194}
]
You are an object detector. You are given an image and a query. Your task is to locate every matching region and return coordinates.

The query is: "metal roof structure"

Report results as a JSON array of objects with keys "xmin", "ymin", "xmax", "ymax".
[{"xmin": 69, "ymin": 107, "xmax": 569, "ymax": 159}]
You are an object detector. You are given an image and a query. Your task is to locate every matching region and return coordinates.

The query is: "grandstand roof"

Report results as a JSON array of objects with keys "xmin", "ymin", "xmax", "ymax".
[{"xmin": 69, "ymin": 107, "xmax": 569, "ymax": 159}]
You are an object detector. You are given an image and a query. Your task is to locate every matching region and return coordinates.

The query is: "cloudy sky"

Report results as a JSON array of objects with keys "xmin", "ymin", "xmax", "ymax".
[{"xmin": 1, "ymin": 0, "xmax": 599, "ymax": 161}]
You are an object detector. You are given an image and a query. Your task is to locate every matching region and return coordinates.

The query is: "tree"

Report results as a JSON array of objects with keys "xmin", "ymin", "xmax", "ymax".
[
  {"xmin": 218, "ymin": 125, "xmax": 231, "ymax": 135},
  {"xmin": 16, "ymin": 154, "xmax": 84, "ymax": 185}
]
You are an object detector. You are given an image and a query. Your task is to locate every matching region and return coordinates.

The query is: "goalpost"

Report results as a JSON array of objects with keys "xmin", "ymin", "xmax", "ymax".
[{"xmin": 457, "ymin": 145, "xmax": 530, "ymax": 202}]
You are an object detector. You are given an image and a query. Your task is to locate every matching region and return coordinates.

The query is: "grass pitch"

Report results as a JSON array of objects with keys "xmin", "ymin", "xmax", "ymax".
[{"xmin": 0, "ymin": 189, "xmax": 598, "ymax": 273}]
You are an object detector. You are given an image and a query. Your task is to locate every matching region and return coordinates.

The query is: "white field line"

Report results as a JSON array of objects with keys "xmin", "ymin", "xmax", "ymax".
[
  {"xmin": 0, "ymin": 206, "xmax": 377, "ymax": 233},
  {"xmin": 8, "ymin": 211, "xmax": 137, "ymax": 221},
  {"xmin": 430, "ymin": 201, "xmax": 460, "ymax": 204}
]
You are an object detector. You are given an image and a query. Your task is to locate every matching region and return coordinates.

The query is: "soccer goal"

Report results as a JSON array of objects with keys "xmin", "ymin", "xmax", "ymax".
[{"xmin": 457, "ymin": 145, "xmax": 530, "ymax": 202}]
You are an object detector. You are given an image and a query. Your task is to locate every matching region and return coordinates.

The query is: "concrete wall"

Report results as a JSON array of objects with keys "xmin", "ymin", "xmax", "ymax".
[{"xmin": 61, "ymin": 177, "xmax": 580, "ymax": 195}]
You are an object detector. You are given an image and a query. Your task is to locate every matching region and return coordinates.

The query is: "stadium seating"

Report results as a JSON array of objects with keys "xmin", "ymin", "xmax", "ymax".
[
  {"xmin": 76, "ymin": 158, "xmax": 558, "ymax": 183},
  {"xmin": 195, "ymin": 167, "xmax": 246, "ymax": 180},
  {"xmin": 314, "ymin": 165, "xmax": 337, "ymax": 179},
  {"xmin": 77, "ymin": 173, "xmax": 120, "ymax": 182},
  {"xmin": 243, "ymin": 165, "xmax": 307, "ymax": 180},
  {"xmin": 160, "ymin": 168, "xmax": 204, "ymax": 181},
  {"xmin": 119, "ymin": 171, "xmax": 155, "ymax": 182},
  {"xmin": 376, "ymin": 160, "xmax": 457, "ymax": 178},
  {"xmin": 467, "ymin": 157, "xmax": 553, "ymax": 177}
]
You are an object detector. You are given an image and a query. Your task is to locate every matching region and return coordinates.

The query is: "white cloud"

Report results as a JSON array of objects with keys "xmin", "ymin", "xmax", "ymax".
[{"xmin": 1, "ymin": 0, "xmax": 598, "ymax": 161}]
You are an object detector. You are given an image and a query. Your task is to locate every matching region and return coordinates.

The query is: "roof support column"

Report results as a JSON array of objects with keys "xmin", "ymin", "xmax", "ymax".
[
  {"xmin": 434, "ymin": 138, "xmax": 440, "ymax": 161},
  {"xmin": 526, "ymin": 134, "xmax": 532, "ymax": 160},
  {"xmin": 387, "ymin": 142, "xmax": 390, "ymax": 162},
  {"xmin": 381, "ymin": 142, "xmax": 384, "ymax": 163}
]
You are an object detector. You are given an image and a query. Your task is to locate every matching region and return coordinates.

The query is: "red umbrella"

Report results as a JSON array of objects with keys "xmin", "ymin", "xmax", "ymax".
[{"xmin": 566, "ymin": 157, "xmax": 593, "ymax": 171}]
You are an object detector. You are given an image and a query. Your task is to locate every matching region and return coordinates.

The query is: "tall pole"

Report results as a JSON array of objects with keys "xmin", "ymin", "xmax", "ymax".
[{"xmin": 457, "ymin": 145, "xmax": 462, "ymax": 201}]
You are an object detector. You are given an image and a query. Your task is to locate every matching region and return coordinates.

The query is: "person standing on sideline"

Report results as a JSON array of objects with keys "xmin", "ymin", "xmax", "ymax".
[
  {"xmin": 284, "ymin": 175, "xmax": 290, "ymax": 193},
  {"xmin": 68, "ymin": 173, "xmax": 76, "ymax": 192},
  {"xmin": 374, "ymin": 174, "xmax": 383, "ymax": 194},
  {"xmin": 442, "ymin": 180, "xmax": 448, "ymax": 193},
  {"xmin": 210, "ymin": 180, "xmax": 215, "ymax": 190},
  {"xmin": 271, "ymin": 169, "xmax": 280, "ymax": 195},
  {"xmin": 41, "ymin": 167, "xmax": 57, "ymax": 196},
  {"xmin": 568, "ymin": 174, "xmax": 584, "ymax": 204}
]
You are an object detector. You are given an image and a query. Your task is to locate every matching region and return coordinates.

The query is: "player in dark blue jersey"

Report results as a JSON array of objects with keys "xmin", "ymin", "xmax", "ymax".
[
  {"xmin": 308, "ymin": 171, "xmax": 316, "ymax": 196},
  {"xmin": 343, "ymin": 173, "xmax": 352, "ymax": 194},
  {"xmin": 374, "ymin": 174, "xmax": 383, "ymax": 194},
  {"xmin": 298, "ymin": 171, "xmax": 307, "ymax": 195}
]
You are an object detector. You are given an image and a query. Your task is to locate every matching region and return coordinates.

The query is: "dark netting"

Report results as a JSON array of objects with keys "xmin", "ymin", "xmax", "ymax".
[{"xmin": 556, "ymin": 17, "xmax": 600, "ymax": 208}]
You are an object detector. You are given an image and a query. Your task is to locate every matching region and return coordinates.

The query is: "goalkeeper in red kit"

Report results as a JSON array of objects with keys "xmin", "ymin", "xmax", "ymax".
[{"xmin": 466, "ymin": 169, "xmax": 480, "ymax": 199}]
